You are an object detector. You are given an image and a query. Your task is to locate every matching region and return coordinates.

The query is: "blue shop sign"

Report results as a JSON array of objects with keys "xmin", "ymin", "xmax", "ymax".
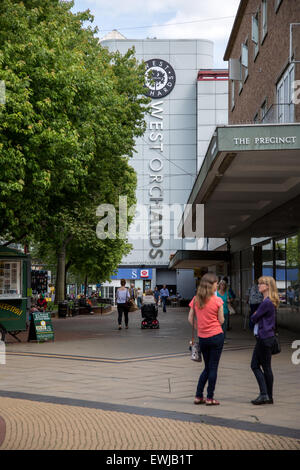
[{"xmin": 111, "ymin": 268, "xmax": 152, "ymax": 280}]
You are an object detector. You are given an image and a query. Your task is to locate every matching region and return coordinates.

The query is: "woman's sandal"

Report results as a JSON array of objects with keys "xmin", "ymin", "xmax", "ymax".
[
  {"xmin": 206, "ymin": 399, "xmax": 220, "ymax": 406},
  {"xmin": 194, "ymin": 397, "xmax": 206, "ymax": 405}
]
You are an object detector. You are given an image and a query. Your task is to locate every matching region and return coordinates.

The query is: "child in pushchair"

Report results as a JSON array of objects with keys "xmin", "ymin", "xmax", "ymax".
[{"xmin": 141, "ymin": 290, "xmax": 159, "ymax": 329}]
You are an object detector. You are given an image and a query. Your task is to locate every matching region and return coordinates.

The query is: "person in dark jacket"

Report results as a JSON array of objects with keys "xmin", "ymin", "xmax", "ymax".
[{"xmin": 250, "ymin": 276, "xmax": 280, "ymax": 405}]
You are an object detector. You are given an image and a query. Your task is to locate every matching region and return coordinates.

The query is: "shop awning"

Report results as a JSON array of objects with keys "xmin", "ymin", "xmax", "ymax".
[
  {"xmin": 169, "ymin": 250, "xmax": 230, "ymax": 270},
  {"xmin": 179, "ymin": 123, "xmax": 300, "ymax": 239}
]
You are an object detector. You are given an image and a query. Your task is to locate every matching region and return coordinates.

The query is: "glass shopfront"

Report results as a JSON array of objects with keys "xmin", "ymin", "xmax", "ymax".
[
  {"xmin": 230, "ymin": 233, "xmax": 300, "ymax": 317},
  {"xmin": 286, "ymin": 234, "xmax": 300, "ymax": 312},
  {"xmin": 253, "ymin": 233, "xmax": 300, "ymax": 313}
]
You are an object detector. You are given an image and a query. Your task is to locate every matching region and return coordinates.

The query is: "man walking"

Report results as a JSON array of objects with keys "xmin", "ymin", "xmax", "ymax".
[
  {"xmin": 247, "ymin": 280, "xmax": 263, "ymax": 330},
  {"xmin": 160, "ymin": 285, "xmax": 169, "ymax": 313}
]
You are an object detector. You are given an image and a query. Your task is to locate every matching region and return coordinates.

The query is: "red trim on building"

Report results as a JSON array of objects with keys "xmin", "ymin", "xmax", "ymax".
[{"xmin": 198, "ymin": 70, "xmax": 229, "ymax": 81}]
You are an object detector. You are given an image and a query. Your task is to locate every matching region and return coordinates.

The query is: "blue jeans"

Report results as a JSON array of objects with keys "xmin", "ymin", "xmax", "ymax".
[
  {"xmin": 222, "ymin": 314, "xmax": 229, "ymax": 339},
  {"xmin": 196, "ymin": 333, "xmax": 224, "ymax": 399}
]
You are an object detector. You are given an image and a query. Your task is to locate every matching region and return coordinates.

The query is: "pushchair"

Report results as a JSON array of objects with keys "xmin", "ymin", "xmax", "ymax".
[{"xmin": 141, "ymin": 303, "xmax": 159, "ymax": 329}]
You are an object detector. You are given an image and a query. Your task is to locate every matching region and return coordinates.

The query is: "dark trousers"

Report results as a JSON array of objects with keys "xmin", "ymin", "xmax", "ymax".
[
  {"xmin": 196, "ymin": 333, "xmax": 224, "ymax": 399},
  {"xmin": 161, "ymin": 296, "xmax": 168, "ymax": 312},
  {"xmin": 117, "ymin": 304, "xmax": 129, "ymax": 326},
  {"xmin": 251, "ymin": 336, "xmax": 275, "ymax": 398}
]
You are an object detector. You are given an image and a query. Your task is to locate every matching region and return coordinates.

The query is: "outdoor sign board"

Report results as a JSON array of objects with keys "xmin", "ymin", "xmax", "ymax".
[{"xmin": 28, "ymin": 311, "xmax": 54, "ymax": 342}]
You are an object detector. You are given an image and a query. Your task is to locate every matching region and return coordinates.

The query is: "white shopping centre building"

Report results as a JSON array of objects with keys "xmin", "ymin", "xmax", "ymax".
[{"xmin": 100, "ymin": 32, "xmax": 228, "ymax": 302}]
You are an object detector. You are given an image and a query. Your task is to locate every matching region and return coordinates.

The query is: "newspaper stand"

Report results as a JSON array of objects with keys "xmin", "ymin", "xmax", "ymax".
[{"xmin": 0, "ymin": 246, "xmax": 30, "ymax": 342}]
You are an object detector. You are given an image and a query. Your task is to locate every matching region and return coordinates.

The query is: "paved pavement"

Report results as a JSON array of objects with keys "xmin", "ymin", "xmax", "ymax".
[{"xmin": 0, "ymin": 306, "xmax": 300, "ymax": 451}]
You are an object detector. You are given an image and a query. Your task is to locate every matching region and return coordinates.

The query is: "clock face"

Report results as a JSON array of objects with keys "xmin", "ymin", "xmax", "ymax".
[{"xmin": 144, "ymin": 59, "xmax": 176, "ymax": 98}]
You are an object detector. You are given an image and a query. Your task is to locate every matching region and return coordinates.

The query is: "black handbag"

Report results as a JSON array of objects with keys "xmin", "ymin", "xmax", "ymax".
[
  {"xmin": 272, "ymin": 309, "xmax": 281, "ymax": 355},
  {"xmin": 272, "ymin": 334, "xmax": 281, "ymax": 355}
]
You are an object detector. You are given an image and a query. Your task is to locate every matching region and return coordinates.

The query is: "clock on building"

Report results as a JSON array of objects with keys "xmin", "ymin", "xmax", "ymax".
[{"xmin": 144, "ymin": 59, "xmax": 176, "ymax": 98}]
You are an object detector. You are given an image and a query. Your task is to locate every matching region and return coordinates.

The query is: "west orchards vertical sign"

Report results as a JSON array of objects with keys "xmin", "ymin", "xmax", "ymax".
[{"xmin": 144, "ymin": 59, "xmax": 176, "ymax": 263}]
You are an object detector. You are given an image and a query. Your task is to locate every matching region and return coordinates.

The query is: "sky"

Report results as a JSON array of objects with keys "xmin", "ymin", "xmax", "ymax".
[{"xmin": 71, "ymin": 0, "xmax": 241, "ymax": 68}]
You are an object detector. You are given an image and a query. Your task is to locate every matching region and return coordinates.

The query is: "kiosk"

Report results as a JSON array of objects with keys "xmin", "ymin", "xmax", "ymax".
[{"xmin": 0, "ymin": 246, "xmax": 30, "ymax": 342}]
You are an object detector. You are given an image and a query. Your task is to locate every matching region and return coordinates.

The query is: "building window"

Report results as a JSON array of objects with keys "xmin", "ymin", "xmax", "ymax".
[
  {"xmin": 241, "ymin": 40, "xmax": 248, "ymax": 81},
  {"xmin": 261, "ymin": 0, "xmax": 268, "ymax": 42},
  {"xmin": 231, "ymin": 80, "xmax": 235, "ymax": 110},
  {"xmin": 275, "ymin": 0, "xmax": 283, "ymax": 12},
  {"xmin": 252, "ymin": 13, "xmax": 259, "ymax": 59},
  {"xmin": 275, "ymin": 238, "xmax": 286, "ymax": 303},
  {"xmin": 255, "ymin": 234, "xmax": 300, "ymax": 313},
  {"xmin": 277, "ymin": 64, "xmax": 295, "ymax": 123},
  {"xmin": 261, "ymin": 99, "xmax": 267, "ymax": 122},
  {"xmin": 286, "ymin": 234, "xmax": 300, "ymax": 313},
  {"xmin": 0, "ymin": 260, "xmax": 22, "ymax": 298},
  {"xmin": 238, "ymin": 57, "xmax": 243, "ymax": 93}
]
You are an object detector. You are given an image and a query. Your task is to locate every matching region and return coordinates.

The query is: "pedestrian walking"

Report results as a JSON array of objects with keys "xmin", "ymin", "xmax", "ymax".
[
  {"xmin": 216, "ymin": 280, "xmax": 232, "ymax": 342},
  {"xmin": 154, "ymin": 286, "xmax": 160, "ymax": 305},
  {"xmin": 222, "ymin": 276, "xmax": 236, "ymax": 330},
  {"xmin": 160, "ymin": 285, "xmax": 169, "ymax": 312},
  {"xmin": 188, "ymin": 273, "xmax": 224, "ymax": 406},
  {"xmin": 287, "ymin": 286, "xmax": 296, "ymax": 312},
  {"xmin": 247, "ymin": 279, "xmax": 264, "ymax": 330},
  {"xmin": 250, "ymin": 276, "xmax": 279, "ymax": 405},
  {"xmin": 116, "ymin": 279, "xmax": 130, "ymax": 330},
  {"xmin": 129, "ymin": 283, "xmax": 137, "ymax": 301},
  {"xmin": 137, "ymin": 287, "xmax": 143, "ymax": 308}
]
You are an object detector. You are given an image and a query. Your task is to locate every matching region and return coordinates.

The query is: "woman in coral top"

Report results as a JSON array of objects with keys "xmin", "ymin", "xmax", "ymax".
[{"xmin": 188, "ymin": 273, "xmax": 224, "ymax": 406}]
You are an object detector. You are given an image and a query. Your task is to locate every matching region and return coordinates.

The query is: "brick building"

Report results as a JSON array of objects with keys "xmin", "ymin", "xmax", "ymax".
[
  {"xmin": 224, "ymin": 0, "xmax": 300, "ymax": 124},
  {"xmin": 171, "ymin": 0, "xmax": 300, "ymax": 332}
]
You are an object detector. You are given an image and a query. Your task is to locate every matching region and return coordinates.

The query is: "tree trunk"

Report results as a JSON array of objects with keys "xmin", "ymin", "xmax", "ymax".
[
  {"xmin": 55, "ymin": 245, "xmax": 66, "ymax": 303},
  {"xmin": 84, "ymin": 274, "xmax": 88, "ymax": 298},
  {"xmin": 65, "ymin": 260, "xmax": 72, "ymax": 300},
  {"xmin": 55, "ymin": 237, "xmax": 72, "ymax": 303}
]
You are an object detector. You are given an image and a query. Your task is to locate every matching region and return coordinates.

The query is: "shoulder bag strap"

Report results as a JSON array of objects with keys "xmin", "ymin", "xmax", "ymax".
[
  {"xmin": 274, "ymin": 307, "xmax": 278, "ymax": 334},
  {"xmin": 191, "ymin": 298, "xmax": 196, "ymax": 344}
]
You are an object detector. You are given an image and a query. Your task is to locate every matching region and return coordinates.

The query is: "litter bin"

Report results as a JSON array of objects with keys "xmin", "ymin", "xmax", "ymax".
[{"xmin": 58, "ymin": 301, "xmax": 69, "ymax": 318}]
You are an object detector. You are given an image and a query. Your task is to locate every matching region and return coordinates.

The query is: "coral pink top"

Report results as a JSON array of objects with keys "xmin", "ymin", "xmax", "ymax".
[{"xmin": 189, "ymin": 295, "xmax": 223, "ymax": 338}]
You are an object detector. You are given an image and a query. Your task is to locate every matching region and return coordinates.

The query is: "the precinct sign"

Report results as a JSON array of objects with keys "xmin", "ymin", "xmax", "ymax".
[{"xmin": 218, "ymin": 125, "xmax": 300, "ymax": 151}]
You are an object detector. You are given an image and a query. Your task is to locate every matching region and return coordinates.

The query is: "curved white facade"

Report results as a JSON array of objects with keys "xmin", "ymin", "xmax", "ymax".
[{"xmin": 101, "ymin": 38, "xmax": 214, "ymax": 269}]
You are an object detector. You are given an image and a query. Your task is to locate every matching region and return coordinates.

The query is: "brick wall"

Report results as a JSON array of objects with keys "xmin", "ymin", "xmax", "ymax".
[{"xmin": 227, "ymin": 0, "xmax": 300, "ymax": 124}]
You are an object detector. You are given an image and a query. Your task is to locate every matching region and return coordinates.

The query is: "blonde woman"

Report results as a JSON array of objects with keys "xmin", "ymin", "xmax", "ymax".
[
  {"xmin": 188, "ymin": 273, "xmax": 224, "ymax": 406},
  {"xmin": 250, "ymin": 276, "xmax": 280, "ymax": 405}
]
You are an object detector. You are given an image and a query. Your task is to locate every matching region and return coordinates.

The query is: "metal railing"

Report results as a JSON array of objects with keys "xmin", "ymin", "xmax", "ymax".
[{"xmin": 232, "ymin": 103, "xmax": 296, "ymax": 126}]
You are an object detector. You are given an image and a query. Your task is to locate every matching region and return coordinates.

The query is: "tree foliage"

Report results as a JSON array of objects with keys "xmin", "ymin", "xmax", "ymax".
[{"xmin": 0, "ymin": 0, "xmax": 150, "ymax": 295}]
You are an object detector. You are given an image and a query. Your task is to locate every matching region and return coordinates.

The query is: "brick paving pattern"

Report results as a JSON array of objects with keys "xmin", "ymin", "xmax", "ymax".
[
  {"xmin": 0, "ymin": 309, "xmax": 299, "ymax": 450},
  {"xmin": 0, "ymin": 397, "xmax": 299, "ymax": 450}
]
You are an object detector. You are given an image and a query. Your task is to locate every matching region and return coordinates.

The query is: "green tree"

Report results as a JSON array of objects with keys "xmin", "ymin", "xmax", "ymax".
[
  {"xmin": 0, "ymin": 0, "xmax": 148, "ymax": 239},
  {"xmin": 0, "ymin": 0, "xmax": 150, "ymax": 299}
]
